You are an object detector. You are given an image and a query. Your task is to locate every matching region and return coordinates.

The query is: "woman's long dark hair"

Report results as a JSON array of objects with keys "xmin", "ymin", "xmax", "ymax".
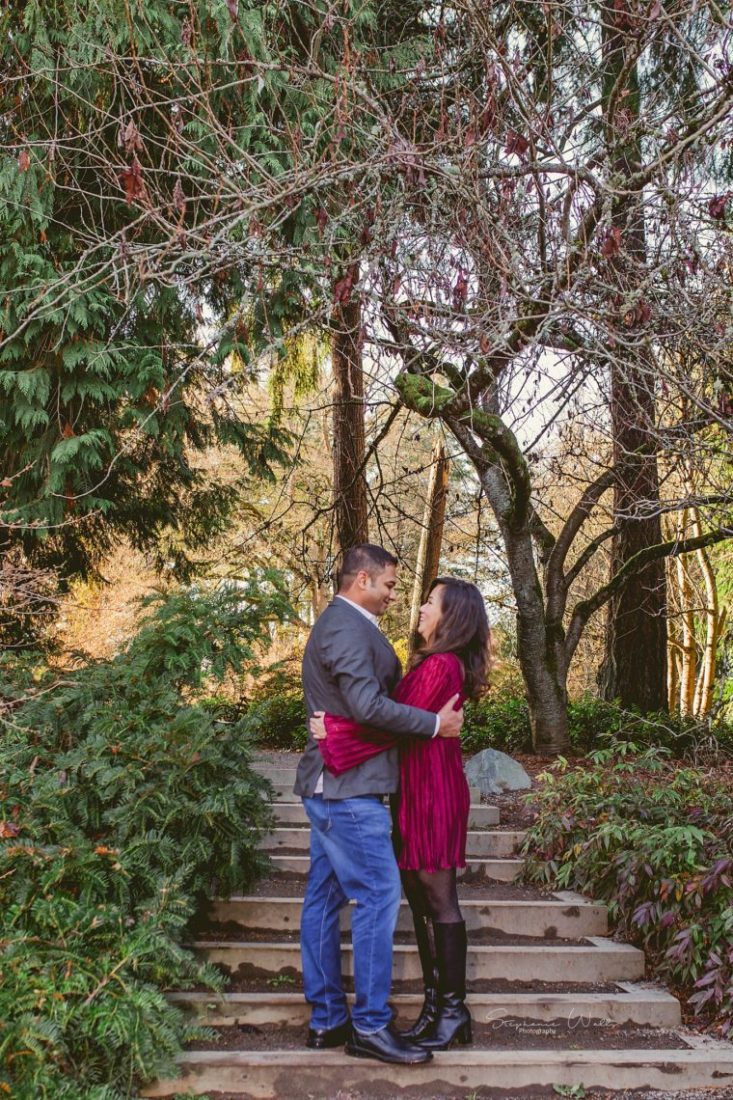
[{"xmin": 409, "ymin": 577, "xmax": 492, "ymax": 699}]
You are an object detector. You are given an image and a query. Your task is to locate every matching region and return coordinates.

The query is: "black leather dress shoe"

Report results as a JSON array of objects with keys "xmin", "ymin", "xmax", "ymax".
[
  {"xmin": 345, "ymin": 1023, "xmax": 433, "ymax": 1064},
  {"xmin": 306, "ymin": 1019, "xmax": 351, "ymax": 1049}
]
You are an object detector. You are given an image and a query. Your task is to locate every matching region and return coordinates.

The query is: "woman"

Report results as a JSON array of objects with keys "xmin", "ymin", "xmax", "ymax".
[{"xmin": 310, "ymin": 577, "xmax": 492, "ymax": 1051}]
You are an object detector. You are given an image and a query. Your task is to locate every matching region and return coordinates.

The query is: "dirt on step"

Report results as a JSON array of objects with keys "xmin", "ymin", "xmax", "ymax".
[
  {"xmin": 239, "ymin": 878, "xmax": 556, "ymax": 901},
  {"xmin": 478, "ymin": 753, "xmax": 549, "ymax": 832},
  {"xmin": 198, "ymin": 973, "xmax": 621, "ymax": 996},
  {"xmin": 187, "ymin": 1019, "xmax": 689, "ymax": 1053},
  {"xmin": 156, "ymin": 1088, "xmax": 733, "ymax": 1100},
  {"xmin": 193, "ymin": 924, "xmax": 588, "ymax": 948}
]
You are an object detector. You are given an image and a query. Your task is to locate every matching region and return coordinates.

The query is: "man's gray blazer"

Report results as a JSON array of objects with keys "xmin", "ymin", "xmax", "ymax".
[{"xmin": 293, "ymin": 598, "xmax": 437, "ymax": 799}]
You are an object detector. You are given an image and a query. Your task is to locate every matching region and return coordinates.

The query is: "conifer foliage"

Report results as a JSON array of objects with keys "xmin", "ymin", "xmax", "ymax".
[
  {"xmin": 0, "ymin": 579, "xmax": 292, "ymax": 1098},
  {"xmin": 0, "ymin": 0, "xmax": 294, "ymax": 578}
]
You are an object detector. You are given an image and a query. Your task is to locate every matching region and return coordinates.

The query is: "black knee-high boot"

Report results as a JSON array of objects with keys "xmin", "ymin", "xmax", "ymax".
[
  {"xmin": 401, "ymin": 915, "xmax": 439, "ymax": 1040},
  {"xmin": 416, "ymin": 920, "xmax": 472, "ymax": 1050}
]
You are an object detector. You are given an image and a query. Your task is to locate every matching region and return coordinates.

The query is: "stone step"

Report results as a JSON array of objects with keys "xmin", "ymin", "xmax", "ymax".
[
  {"xmin": 141, "ymin": 1044, "xmax": 733, "ymax": 1098},
  {"xmin": 260, "ymin": 827, "xmax": 525, "ymax": 858},
  {"xmin": 270, "ymin": 800, "xmax": 500, "ymax": 827},
  {"xmin": 196, "ymin": 937, "xmax": 645, "ymax": 983},
  {"xmin": 168, "ymin": 983, "xmax": 681, "ymax": 1028},
  {"xmin": 266, "ymin": 854, "xmax": 522, "ymax": 880},
  {"xmin": 264, "ymin": 783, "xmax": 482, "ymax": 802},
  {"xmin": 255, "ymin": 767, "xmax": 481, "ymax": 802},
  {"xmin": 207, "ymin": 892, "xmax": 608, "ymax": 938}
]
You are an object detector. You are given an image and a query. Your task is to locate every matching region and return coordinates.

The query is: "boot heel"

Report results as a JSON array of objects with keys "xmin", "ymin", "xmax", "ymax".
[{"xmin": 454, "ymin": 1021, "xmax": 472, "ymax": 1046}]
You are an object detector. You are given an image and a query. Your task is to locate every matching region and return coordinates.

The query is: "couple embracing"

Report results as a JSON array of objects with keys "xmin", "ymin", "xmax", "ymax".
[{"xmin": 293, "ymin": 543, "xmax": 492, "ymax": 1065}]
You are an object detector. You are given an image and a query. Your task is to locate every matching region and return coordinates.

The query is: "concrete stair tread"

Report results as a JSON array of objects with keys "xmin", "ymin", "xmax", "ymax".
[
  {"xmin": 206, "ymin": 891, "xmax": 610, "ymax": 937},
  {"xmin": 150, "ymin": 1046, "xmax": 732, "ymax": 1063},
  {"xmin": 214, "ymin": 893, "xmax": 589, "ymax": 902},
  {"xmin": 267, "ymin": 854, "xmax": 523, "ymax": 880},
  {"xmin": 169, "ymin": 1019, "xmax": 695, "ymax": 1051},
  {"xmin": 215, "ymin": 891, "xmax": 598, "ymax": 906},
  {"xmin": 197, "ymin": 937, "xmax": 645, "ymax": 982},
  {"xmin": 141, "ymin": 1044, "xmax": 733, "ymax": 1097},
  {"xmin": 168, "ymin": 984, "xmax": 682, "ymax": 1026},
  {"xmin": 196, "ymin": 937, "xmax": 641, "ymax": 954},
  {"xmin": 270, "ymin": 801, "xmax": 501, "ymax": 825},
  {"xmin": 169, "ymin": 985, "xmax": 678, "ymax": 1004},
  {"xmin": 261, "ymin": 828, "xmax": 525, "ymax": 858},
  {"xmin": 192, "ymin": 937, "xmax": 633, "ymax": 946},
  {"xmin": 266, "ymin": 787, "xmax": 484, "ymax": 802},
  {"xmin": 227, "ymin": 882, "xmax": 592, "ymax": 901},
  {"xmin": 200, "ymin": 926, "xmax": 590, "ymax": 947}
]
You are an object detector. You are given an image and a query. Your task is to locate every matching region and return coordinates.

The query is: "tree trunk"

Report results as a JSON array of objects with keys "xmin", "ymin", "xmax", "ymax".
[
  {"xmin": 599, "ymin": 371, "xmax": 668, "ymax": 711},
  {"xmin": 675, "ymin": 533, "xmax": 697, "ymax": 717},
  {"xmin": 664, "ymin": 546, "xmax": 681, "ymax": 711},
  {"xmin": 667, "ymin": 635, "xmax": 681, "ymax": 713},
  {"xmin": 408, "ymin": 439, "xmax": 449, "ymax": 652},
  {"xmin": 689, "ymin": 505, "xmax": 721, "ymax": 717},
  {"xmin": 502, "ymin": 524, "xmax": 570, "ymax": 754},
  {"xmin": 332, "ymin": 265, "xmax": 368, "ymax": 554},
  {"xmin": 309, "ymin": 546, "xmax": 331, "ymax": 622},
  {"xmin": 599, "ymin": 6, "xmax": 667, "ymax": 711},
  {"xmin": 460, "ymin": 419, "xmax": 571, "ymax": 756}
]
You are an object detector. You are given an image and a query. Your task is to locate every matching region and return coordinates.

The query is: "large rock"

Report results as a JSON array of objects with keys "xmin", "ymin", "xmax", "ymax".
[{"xmin": 464, "ymin": 749, "xmax": 531, "ymax": 796}]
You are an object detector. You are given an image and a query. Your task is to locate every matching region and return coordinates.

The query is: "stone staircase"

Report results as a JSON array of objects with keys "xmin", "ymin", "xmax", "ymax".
[{"xmin": 144, "ymin": 757, "xmax": 733, "ymax": 1098}]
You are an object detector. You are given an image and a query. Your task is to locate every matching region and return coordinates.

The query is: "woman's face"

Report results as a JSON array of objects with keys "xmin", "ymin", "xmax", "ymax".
[{"xmin": 418, "ymin": 584, "xmax": 444, "ymax": 644}]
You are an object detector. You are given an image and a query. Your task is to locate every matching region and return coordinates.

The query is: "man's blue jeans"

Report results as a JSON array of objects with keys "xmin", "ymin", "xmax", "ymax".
[{"xmin": 301, "ymin": 794, "xmax": 402, "ymax": 1034}]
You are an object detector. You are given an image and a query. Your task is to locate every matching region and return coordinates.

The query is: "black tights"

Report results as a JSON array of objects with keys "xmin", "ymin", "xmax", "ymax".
[{"xmin": 401, "ymin": 868, "xmax": 463, "ymax": 925}]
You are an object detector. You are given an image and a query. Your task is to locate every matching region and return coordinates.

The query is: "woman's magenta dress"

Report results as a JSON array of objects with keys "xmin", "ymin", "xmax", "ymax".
[{"xmin": 320, "ymin": 652, "xmax": 470, "ymax": 873}]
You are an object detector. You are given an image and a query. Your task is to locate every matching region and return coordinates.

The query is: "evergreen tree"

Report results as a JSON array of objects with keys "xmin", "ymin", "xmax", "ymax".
[
  {"xmin": 0, "ymin": 578, "xmax": 293, "ymax": 1096},
  {"xmin": 0, "ymin": 0, "xmax": 309, "ymax": 580}
]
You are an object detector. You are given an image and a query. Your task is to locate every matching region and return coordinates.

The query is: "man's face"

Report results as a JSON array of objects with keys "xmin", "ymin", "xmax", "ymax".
[{"xmin": 361, "ymin": 563, "xmax": 398, "ymax": 616}]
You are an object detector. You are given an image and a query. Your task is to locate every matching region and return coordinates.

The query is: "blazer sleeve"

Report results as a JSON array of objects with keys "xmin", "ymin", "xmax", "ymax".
[{"xmin": 318, "ymin": 618, "xmax": 436, "ymax": 738}]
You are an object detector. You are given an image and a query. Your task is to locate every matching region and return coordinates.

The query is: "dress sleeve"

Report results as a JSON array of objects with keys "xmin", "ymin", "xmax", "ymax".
[
  {"xmin": 393, "ymin": 652, "xmax": 464, "ymax": 712},
  {"xmin": 319, "ymin": 715, "xmax": 395, "ymax": 776}
]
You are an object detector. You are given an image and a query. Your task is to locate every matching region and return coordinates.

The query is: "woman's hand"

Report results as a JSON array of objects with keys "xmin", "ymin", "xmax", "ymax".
[{"xmin": 309, "ymin": 711, "xmax": 327, "ymax": 740}]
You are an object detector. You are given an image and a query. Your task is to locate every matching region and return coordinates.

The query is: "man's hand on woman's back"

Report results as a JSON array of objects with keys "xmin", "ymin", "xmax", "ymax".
[{"xmin": 437, "ymin": 695, "xmax": 463, "ymax": 738}]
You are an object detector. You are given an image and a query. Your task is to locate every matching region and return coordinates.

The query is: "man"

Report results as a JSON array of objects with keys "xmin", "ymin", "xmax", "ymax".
[{"xmin": 294, "ymin": 544, "xmax": 463, "ymax": 1064}]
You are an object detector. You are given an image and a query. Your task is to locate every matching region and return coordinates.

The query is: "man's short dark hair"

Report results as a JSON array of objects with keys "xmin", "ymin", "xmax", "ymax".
[{"xmin": 337, "ymin": 544, "xmax": 398, "ymax": 590}]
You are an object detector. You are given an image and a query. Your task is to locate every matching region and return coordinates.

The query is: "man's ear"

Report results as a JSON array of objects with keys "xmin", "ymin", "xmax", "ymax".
[{"xmin": 355, "ymin": 570, "xmax": 370, "ymax": 590}]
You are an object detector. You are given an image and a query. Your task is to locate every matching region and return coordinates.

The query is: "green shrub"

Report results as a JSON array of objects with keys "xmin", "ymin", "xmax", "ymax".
[
  {"xmin": 460, "ymin": 693, "xmax": 733, "ymax": 758},
  {"xmin": 248, "ymin": 692, "xmax": 307, "ymax": 751},
  {"xmin": 566, "ymin": 697, "xmax": 733, "ymax": 756},
  {"xmin": 523, "ymin": 740, "xmax": 733, "ymax": 1034},
  {"xmin": 461, "ymin": 695, "xmax": 531, "ymax": 755},
  {"xmin": 243, "ymin": 661, "xmax": 307, "ymax": 751},
  {"xmin": 0, "ymin": 580, "xmax": 292, "ymax": 1098}
]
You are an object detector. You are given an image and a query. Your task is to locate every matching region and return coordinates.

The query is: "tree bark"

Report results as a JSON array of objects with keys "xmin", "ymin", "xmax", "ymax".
[
  {"xmin": 689, "ymin": 505, "xmax": 721, "ymax": 717},
  {"xmin": 667, "ymin": 634, "xmax": 681, "ymax": 713},
  {"xmin": 599, "ymin": 5, "xmax": 667, "ymax": 711},
  {"xmin": 331, "ymin": 265, "xmax": 369, "ymax": 554},
  {"xmin": 503, "ymin": 524, "xmax": 570, "ymax": 755},
  {"xmin": 475, "ymin": 458, "xmax": 570, "ymax": 755},
  {"xmin": 675, "ymin": 520, "xmax": 697, "ymax": 717},
  {"xmin": 397, "ymin": 373, "xmax": 572, "ymax": 755},
  {"xmin": 408, "ymin": 439, "xmax": 449, "ymax": 652},
  {"xmin": 600, "ymin": 359, "xmax": 668, "ymax": 710}
]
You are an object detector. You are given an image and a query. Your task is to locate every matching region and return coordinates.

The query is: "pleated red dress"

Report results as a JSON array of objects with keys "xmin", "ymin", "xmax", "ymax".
[{"xmin": 320, "ymin": 652, "xmax": 470, "ymax": 873}]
